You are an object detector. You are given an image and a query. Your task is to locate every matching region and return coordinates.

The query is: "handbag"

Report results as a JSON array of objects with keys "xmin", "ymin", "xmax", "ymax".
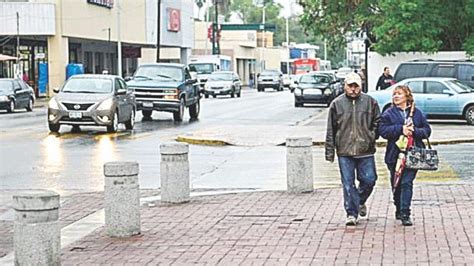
[{"xmin": 405, "ymin": 138, "xmax": 439, "ymax": 171}]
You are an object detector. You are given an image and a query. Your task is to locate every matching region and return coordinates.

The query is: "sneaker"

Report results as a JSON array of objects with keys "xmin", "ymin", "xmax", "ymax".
[
  {"xmin": 345, "ymin": 215, "xmax": 358, "ymax": 226},
  {"xmin": 359, "ymin": 204, "xmax": 367, "ymax": 217},
  {"xmin": 395, "ymin": 211, "xmax": 401, "ymax": 220},
  {"xmin": 401, "ymin": 216, "xmax": 413, "ymax": 226}
]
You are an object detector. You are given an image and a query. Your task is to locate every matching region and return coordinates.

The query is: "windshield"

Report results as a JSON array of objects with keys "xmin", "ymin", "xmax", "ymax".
[
  {"xmin": 134, "ymin": 65, "xmax": 183, "ymax": 81},
  {"xmin": 299, "ymin": 75, "xmax": 331, "ymax": 84},
  {"xmin": 447, "ymin": 80, "xmax": 474, "ymax": 93},
  {"xmin": 209, "ymin": 73, "xmax": 233, "ymax": 81},
  {"xmin": 62, "ymin": 78, "xmax": 112, "ymax": 94},
  {"xmin": 188, "ymin": 63, "xmax": 214, "ymax": 74},
  {"xmin": 0, "ymin": 80, "xmax": 13, "ymax": 92},
  {"xmin": 261, "ymin": 72, "xmax": 277, "ymax": 77}
]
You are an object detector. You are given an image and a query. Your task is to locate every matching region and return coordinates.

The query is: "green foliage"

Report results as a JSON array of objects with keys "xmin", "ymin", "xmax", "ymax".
[{"xmin": 299, "ymin": 0, "xmax": 474, "ymax": 56}]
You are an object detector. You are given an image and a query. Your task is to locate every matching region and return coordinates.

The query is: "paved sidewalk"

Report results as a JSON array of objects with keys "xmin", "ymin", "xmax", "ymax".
[{"xmin": 55, "ymin": 184, "xmax": 474, "ymax": 265}]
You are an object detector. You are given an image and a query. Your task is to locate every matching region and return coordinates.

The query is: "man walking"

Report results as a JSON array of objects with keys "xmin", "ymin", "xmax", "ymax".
[
  {"xmin": 376, "ymin": 66, "xmax": 394, "ymax": 90},
  {"xmin": 325, "ymin": 73, "xmax": 381, "ymax": 225}
]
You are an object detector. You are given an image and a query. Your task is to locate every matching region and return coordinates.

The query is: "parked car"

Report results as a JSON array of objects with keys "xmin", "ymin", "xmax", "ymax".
[
  {"xmin": 47, "ymin": 74, "xmax": 136, "ymax": 133},
  {"xmin": 0, "ymin": 78, "xmax": 35, "ymax": 113},
  {"xmin": 293, "ymin": 73, "xmax": 341, "ymax": 107},
  {"xmin": 126, "ymin": 63, "xmax": 200, "ymax": 121},
  {"xmin": 368, "ymin": 77, "xmax": 474, "ymax": 124},
  {"xmin": 313, "ymin": 71, "xmax": 344, "ymax": 95},
  {"xmin": 203, "ymin": 71, "xmax": 241, "ymax": 98},
  {"xmin": 257, "ymin": 70, "xmax": 283, "ymax": 92},
  {"xmin": 282, "ymin": 74, "xmax": 292, "ymax": 88},
  {"xmin": 335, "ymin": 67, "xmax": 353, "ymax": 80},
  {"xmin": 394, "ymin": 60, "xmax": 474, "ymax": 88}
]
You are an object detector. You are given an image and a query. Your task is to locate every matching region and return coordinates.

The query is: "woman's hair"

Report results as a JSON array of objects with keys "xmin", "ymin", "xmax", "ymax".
[{"xmin": 392, "ymin": 85, "xmax": 414, "ymax": 105}]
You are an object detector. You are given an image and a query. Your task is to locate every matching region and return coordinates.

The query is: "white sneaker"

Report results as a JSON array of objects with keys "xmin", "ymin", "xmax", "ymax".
[{"xmin": 346, "ymin": 215, "xmax": 358, "ymax": 226}]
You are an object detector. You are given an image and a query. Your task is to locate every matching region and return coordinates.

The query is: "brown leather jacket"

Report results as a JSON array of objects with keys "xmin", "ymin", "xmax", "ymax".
[{"xmin": 325, "ymin": 93, "xmax": 381, "ymax": 162}]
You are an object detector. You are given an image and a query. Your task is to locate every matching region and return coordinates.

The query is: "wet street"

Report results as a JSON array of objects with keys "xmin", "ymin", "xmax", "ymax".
[{"xmin": 1, "ymin": 88, "xmax": 473, "ymax": 199}]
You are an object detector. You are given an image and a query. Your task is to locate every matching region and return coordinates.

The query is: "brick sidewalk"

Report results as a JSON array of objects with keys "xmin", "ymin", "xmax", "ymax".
[{"xmin": 59, "ymin": 184, "xmax": 474, "ymax": 265}]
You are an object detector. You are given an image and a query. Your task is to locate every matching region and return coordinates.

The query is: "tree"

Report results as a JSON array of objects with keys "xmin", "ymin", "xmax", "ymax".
[{"xmin": 299, "ymin": 0, "xmax": 474, "ymax": 55}]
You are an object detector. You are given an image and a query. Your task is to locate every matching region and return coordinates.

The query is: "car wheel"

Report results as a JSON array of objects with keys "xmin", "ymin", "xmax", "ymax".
[
  {"xmin": 466, "ymin": 106, "xmax": 474, "ymax": 125},
  {"xmin": 125, "ymin": 109, "xmax": 135, "ymax": 130},
  {"xmin": 204, "ymin": 94, "xmax": 209, "ymax": 98},
  {"xmin": 142, "ymin": 110, "xmax": 152, "ymax": 119},
  {"xmin": 189, "ymin": 98, "xmax": 200, "ymax": 119},
  {"xmin": 173, "ymin": 97, "xmax": 185, "ymax": 122},
  {"xmin": 7, "ymin": 100, "xmax": 14, "ymax": 113},
  {"xmin": 48, "ymin": 123, "xmax": 60, "ymax": 133},
  {"xmin": 231, "ymin": 88, "xmax": 235, "ymax": 98},
  {"xmin": 237, "ymin": 90, "xmax": 241, "ymax": 97},
  {"xmin": 295, "ymin": 102, "xmax": 303, "ymax": 107},
  {"xmin": 26, "ymin": 98, "xmax": 33, "ymax": 112},
  {"xmin": 212, "ymin": 95, "xmax": 217, "ymax": 98},
  {"xmin": 107, "ymin": 111, "xmax": 119, "ymax": 133}
]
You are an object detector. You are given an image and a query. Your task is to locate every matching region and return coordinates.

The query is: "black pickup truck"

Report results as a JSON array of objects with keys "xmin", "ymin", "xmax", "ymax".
[{"xmin": 126, "ymin": 63, "xmax": 200, "ymax": 121}]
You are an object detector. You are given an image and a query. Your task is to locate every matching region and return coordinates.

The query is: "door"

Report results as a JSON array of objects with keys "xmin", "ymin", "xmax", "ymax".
[
  {"xmin": 405, "ymin": 80, "xmax": 426, "ymax": 112},
  {"xmin": 13, "ymin": 80, "xmax": 28, "ymax": 108},
  {"xmin": 183, "ymin": 68, "xmax": 195, "ymax": 103},
  {"xmin": 115, "ymin": 78, "xmax": 128, "ymax": 121},
  {"xmin": 424, "ymin": 81, "xmax": 458, "ymax": 115},
  {"xmin": 121, "ymin": 79, "xmax": 134, "ymax": 115}
]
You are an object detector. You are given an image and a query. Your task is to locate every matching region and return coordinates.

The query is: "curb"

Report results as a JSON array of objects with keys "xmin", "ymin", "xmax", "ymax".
[
  {"xmin": 176, "ymin": 136, "xmax": 474, "ymax": 147},
  {"xmin": 176, "ymin": 136, "xmax": 229, "ymax": 146}
]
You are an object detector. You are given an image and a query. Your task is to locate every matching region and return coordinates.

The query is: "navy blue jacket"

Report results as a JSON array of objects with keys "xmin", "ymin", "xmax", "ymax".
[{"xmin": 378, "ymin": 106, "xmax": 432, "ymax": 164}]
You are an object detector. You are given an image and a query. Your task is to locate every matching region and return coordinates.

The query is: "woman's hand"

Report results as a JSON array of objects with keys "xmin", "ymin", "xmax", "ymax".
[{"xmin": 403, "ymin": 123, "xmax": 414, "ymax": 136}]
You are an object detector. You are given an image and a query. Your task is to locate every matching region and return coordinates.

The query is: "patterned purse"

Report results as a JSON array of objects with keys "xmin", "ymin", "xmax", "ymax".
[{"xmin": 405, "ymin": 138, "xmax": 439, "ymax": 171}]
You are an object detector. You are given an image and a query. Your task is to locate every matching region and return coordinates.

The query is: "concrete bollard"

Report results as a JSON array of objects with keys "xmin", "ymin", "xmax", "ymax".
[
  {"xmin": 160, "ymin": 142, "xmax": 190, "ymax": 203},
  {"xmin": 13, "ymin": 190, "xmax": 60, "ymax": 266},
  {"xmin": 286, "ymin": 137, "xmax": 314, "ymax": 193},
  {"xmin": 104, "ymin": 161, "xmax": 141, "ymax": 237}
]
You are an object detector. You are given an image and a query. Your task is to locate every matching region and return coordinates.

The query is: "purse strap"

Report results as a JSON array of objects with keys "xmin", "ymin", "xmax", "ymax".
[{"xmin": 407, "ymin": 103, "xmax": 433, "ymax": 150}]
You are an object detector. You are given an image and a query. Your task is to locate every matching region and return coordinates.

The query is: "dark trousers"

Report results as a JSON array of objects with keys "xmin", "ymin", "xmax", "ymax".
[
  {"xmin": 387, "ymin": 163, "xmax": 417, "ymax": 214},
  {"xmin": 338, "ymin": 156, "xmax": 378, "ymax": 217}
]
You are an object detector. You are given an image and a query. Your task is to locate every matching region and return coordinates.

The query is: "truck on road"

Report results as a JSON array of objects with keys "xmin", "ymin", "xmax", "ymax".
[{"xmin": 188, "ymin": 55, "xmax": 232, "ymax": 89}]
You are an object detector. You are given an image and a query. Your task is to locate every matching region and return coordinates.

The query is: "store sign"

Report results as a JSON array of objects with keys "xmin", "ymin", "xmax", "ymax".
[
  {"xmin": 35, "ymin": 53, "xmax": 46, "ymax": 59},
  {"xmin": 167, "ymin": 8, "xmax": 181, "ymax": 32},
  {"xmin": 87, "ymin": 0, "xmax": 114, "ymax": 9},
  {"xmin": 122, "ymin": 47, "xmax": 141, "ymax": 58}
]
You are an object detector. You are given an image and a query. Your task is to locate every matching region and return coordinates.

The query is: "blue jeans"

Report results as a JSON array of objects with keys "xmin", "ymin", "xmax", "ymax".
[
  {"xmin": 387, "ymin": 164, "xmax": 417, "ymax": 214},
  {"xmin": 338, "ymin": 156, "xmax": 378, "ymax": 217}
]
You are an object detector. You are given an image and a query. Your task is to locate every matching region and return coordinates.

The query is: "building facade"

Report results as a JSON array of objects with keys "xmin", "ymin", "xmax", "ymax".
[{"xmin": 0, "ymin": 0, "xmax": 194, "ymax": 96}]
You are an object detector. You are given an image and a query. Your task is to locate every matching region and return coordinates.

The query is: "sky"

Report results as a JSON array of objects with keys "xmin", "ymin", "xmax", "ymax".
[{"xmin": 193, "ymin": 0, "xmax": 302, "ymax": 22}]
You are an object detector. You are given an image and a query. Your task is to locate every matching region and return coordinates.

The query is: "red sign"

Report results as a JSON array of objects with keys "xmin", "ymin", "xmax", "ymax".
[{"xmin": 167, "ymin": 8, "xmax": 181, "ymax": 32}]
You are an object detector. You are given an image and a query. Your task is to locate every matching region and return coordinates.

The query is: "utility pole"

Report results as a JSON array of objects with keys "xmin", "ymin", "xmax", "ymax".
[
  {"xmin": 212, "ymin": 1, "xmax": 220, "ymax": 55},
  {"xmin": 285, "ymin": 11, "xmax": 289, "ymax": 75},
  {"xmin": 16, "ymin": 12, "xmax": 20, "ymax": 78},
  {"xmin": 260, "ymin": 4, "xmax": 266, "ymax": 72},
  {"xmin": 205, "ymin": 2, "xmax": 210, "ymax": 55},
  {"xmin": 156, "ymin": 0, "xmax": 161, "ymax": 62},
  {"xmin": 107, "ymin": 28, "xmax": 111, "ymax": 71},
  {"xmin": 117, "ymin": 0, "xmax": 122, "ymax": 76}
]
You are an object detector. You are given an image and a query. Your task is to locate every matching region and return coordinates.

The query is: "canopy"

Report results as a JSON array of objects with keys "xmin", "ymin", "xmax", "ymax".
[{"xmin": 0, "ymin": 54, "xmax": 17, "ymax": 61}]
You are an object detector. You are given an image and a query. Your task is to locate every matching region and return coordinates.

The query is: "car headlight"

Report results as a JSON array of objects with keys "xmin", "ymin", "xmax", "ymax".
[
  {"xmin": 97, "ymin": 98, "xmax": 114, "ymax": 111},
  {"xmin": 294, "ymin": 89, "xmax": 303, "ymax": 96},
  {"xmin": 0, "ymin": 96, "xmax": 9, "ymax": 102},
  {"xmin": 48, "ymin": 98, "xmax": 59, "ymax": 109},
  {"xmin": 324, "ymin": 89, "xmax": 332, "ymax": 96},
  {"xmin": 223, "ymin": 85, "xmax": 232, "ymax": 90}
]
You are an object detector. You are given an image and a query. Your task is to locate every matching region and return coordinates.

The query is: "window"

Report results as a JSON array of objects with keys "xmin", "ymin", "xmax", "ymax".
[
  {"xmin": 458, "ymin": 64, "xmax": 474, "ymax": 81},
  {"xmin": 13, "ymin": 81, "xmax": 21, "ymax": 90},
  {"xmin": 395, "ymin": 64, "xmax": 428, "ymax": 81},
  {"xmin": 407, "ymin": 81, "xmax": 423, "ymax": 93},
  {"xmin": 425, "ymin": 81, "xmax": 448, "ymax": 94},
  {"xmin": 433, "ymin": 65, "xmax": 455, "ymax": 77}
]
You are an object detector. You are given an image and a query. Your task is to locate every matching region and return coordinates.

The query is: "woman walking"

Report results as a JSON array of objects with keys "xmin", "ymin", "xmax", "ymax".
[{"xmin": 378, "ymin": 85, "xmax": 431, "ymax": 226}]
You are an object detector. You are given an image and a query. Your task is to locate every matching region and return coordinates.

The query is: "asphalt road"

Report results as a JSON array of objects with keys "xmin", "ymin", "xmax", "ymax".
[{"xmin": 1, "ymin": 88, "xmax": 473, "ymax": 201}]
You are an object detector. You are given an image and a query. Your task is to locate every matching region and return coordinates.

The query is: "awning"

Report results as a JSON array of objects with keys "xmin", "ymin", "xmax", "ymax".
[{"xmin": 0, "ymin": 54, "xmax": 17, "ymax": 61}]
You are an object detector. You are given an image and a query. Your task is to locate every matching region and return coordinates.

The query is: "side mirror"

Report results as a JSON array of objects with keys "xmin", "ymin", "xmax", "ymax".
[
  {"xmin": 442, "ymin": 89, "xmax": 454, "ymax": 96},
  {"xmin": 187, "ymin": 79, "xmax": 197, "ymax": 85},
  {"xmin": 117, "ymin": 90, "xmax": 127, "ymax": 95},
  {"xmin": 294, "ymin": 81, "xmax": 299, "ymax": 85},
  {"xmin": 124, "ymin": 76, "xmax": 132, "ymax": 82},
  {"xmin": 53, "ymin": 87, "xmax": 60, "ymax": 93}
]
